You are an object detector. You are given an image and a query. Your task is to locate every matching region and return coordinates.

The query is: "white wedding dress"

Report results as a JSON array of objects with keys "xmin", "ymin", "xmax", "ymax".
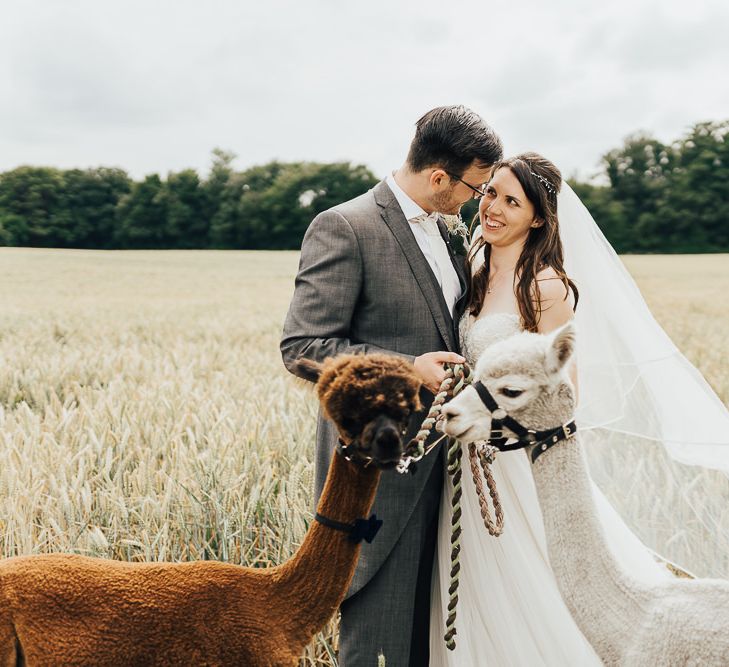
[
  {"xmin": 429, "ymin": 312, "xmax": 671, "ymax": 666},
  {"xmin": 427, "ymin": 182, "xmax": 729, "ymax": 665}
]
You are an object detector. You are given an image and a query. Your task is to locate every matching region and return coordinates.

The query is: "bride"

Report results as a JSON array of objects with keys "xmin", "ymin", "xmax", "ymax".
[{"xmin": 429, "ymin": 152, "xmax": 729, "ymax": 665}]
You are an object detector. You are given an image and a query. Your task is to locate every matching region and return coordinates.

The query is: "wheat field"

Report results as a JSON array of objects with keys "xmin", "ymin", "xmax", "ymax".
[{"xmin": 0, "ymin": 248, "xmax": 727, "ymax": 664}]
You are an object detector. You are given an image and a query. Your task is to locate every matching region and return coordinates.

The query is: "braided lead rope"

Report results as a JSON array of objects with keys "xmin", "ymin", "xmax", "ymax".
[
  {"xmin": 467, "ymin": 442, "xmax": 504, "ymax": 536},
  {"xmin": 410, "ymin": 373, "xmax": 455, "ymax": 458},
  {"xmin": 443, "ymin": 434, "xmax": 462, "ymax": 650},
  {"xmin": 450, "ymin": 363, "xmax": 471, "ymax": 396},
  {"xmin": 394, "ymin": 362, "xmax": 505, "ymax": 651},
  {"xmin": 397, "ymin": 365, "xmax": 470, "ymax": 473},
  {"xmin": 439, "ymin": 364, "xmax": 506, "ymax": 651}
]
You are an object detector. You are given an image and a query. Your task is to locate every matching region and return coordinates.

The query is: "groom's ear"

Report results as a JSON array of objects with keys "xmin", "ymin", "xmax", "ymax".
[{"xmin": 429, "ymin": 168, "xmax": 449, "ymax": 189}]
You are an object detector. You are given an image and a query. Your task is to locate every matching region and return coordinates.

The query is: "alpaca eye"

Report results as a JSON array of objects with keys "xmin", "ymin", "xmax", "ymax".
[{"xmin": 500, "ymin": 388, "xmax": 524, "ymax": 398}]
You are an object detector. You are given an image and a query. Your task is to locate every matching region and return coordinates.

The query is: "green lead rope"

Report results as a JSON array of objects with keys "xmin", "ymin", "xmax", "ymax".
[
  {"xmin": 443, "ymin": 434, "xmax": 463, "ymax": 650},
  {"xmin": 441, "ymin": 363, "xmax": 472, "ymax": 651}
]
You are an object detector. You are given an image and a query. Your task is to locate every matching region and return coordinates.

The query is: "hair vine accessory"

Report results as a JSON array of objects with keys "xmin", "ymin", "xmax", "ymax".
[{"xmin": 530, "ymin": 170, "xmax": 556, "ymax": 196}]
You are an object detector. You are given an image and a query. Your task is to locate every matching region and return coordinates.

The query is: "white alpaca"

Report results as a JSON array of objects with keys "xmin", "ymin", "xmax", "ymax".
[{"xmin": 442, "ymin": 324, "xmax": 729, "ymax": 666}]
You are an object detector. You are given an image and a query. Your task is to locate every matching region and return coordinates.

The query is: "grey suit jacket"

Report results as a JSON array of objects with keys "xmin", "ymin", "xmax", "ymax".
[{"xmin": 280, "ymin": 179, "xmax": 468, "ymax": 595}]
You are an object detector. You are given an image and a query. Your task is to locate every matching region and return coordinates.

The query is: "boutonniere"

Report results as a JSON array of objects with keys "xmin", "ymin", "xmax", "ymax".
[{"xmin": 441, "ymin": 213, "xmax": 470, "ymax": 256}]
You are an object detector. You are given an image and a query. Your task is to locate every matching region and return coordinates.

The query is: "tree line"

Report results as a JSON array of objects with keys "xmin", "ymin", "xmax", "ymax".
[
  {"xmin": 571, "ymin": 120, "xmax": 728, "ymax": 253},
  {"xmin": 1, "ymin": 121, "xmax": 727, "ymax": 253}
]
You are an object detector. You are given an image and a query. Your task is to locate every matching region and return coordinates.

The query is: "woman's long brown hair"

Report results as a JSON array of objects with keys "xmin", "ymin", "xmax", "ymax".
[{"xmin": 467, "ymin": 152, "xmax": 579, "ymax": 332}]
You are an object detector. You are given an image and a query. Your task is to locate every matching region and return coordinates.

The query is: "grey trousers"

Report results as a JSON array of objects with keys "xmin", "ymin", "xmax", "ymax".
[{"xmin": 339, "ymin": 452, "xmax": 444, "ymax": 667}]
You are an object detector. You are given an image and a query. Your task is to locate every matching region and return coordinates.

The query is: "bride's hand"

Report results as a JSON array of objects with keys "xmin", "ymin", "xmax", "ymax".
[{"xmin": 414, "ymin": 351, "xmax": 466, "ymax": 394}]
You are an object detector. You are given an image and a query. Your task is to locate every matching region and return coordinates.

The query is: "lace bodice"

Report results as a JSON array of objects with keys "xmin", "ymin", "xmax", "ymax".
[{"xmin": 459, "ymin": 312, "xmax": 522, "ymax": 365}]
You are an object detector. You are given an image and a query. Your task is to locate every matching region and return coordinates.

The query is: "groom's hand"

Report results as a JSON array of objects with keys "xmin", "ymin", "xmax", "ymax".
[{"xmin": 414, "ymin": 351, "xmax": 466, "ymax": 394}]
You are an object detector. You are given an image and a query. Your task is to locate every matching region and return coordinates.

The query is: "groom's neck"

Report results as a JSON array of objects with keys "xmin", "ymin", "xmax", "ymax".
[{"xmin": 393, "ymin": 166, "xmax": 435, "ymax": 213}]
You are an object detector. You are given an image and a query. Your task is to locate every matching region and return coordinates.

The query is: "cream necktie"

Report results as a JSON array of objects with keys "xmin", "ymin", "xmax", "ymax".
[{"xmin": 410, "ymin": 212, "xmax": 462, "ymax": 315}]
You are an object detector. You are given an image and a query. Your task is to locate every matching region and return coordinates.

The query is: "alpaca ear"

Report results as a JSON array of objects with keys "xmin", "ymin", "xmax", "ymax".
[
  {"xmin": 545, "ymin": 322, "xmax": 576, "ymax": 376},
  {"xmin": 295, "ymin": 358, "xmax": 324, "ymax": 383}
]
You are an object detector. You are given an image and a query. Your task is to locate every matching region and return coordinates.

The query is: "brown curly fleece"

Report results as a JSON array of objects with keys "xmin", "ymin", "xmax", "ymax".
[
  {"xmin": 0, "ymin": 353, "xmax": 421, "ymax": 667},
  {"xmin": 312, "ymin": 353, "xmax": 422, "ymax": 443}
]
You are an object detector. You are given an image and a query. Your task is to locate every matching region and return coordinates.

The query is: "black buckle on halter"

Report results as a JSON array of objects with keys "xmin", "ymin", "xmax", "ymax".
[
  {"xmin": 470, "ymin": 381, "xmax": 578, "ymax": 464},
  {"xmin": 489, "ymin": 420, "xmax": 504, "ymax": 441},
  {"xmin": 529, "ymin": 421, "xmax": 577, "ymax": 463}
]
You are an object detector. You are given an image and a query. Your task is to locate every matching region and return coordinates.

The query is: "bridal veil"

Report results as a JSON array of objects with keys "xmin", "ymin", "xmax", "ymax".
[{"xmin": 559, "ymin": 183, "xmax": 729, "ymax": 577}]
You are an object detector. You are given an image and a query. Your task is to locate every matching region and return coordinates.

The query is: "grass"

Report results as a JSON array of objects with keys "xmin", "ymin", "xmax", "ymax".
[{"xmin": 0, "ymin": 248, "xmax": 727, "ymax": 663}]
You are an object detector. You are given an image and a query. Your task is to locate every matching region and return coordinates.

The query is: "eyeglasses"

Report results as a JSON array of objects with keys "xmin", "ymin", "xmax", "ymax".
[{"xmin": 446, "ymin": 172, "xmax": 488, "ymax": 199}]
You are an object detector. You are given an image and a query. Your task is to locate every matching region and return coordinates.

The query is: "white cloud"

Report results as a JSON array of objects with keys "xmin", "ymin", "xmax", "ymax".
[{"xmin": 1, "ymin": 0, "xmax": 727, "ymax": 181}]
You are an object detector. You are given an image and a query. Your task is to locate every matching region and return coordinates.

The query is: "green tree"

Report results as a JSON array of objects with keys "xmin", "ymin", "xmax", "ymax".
[
  {"xmin": 206, "ymin": 149, "xmax": 242, "ymax": 249},
  {"xmin": 0, "ymin": 167, "xmax": 72, "ymax": 247},
  {"xmin": 63, "ymin": 168, "xmax": 132, "ymax": 248},
  {"xmin": 0, "ymin": 166, "xmax": 130, "ymax": 248},
  {"xmin": 206, "ymin": 159, "xmax": 377, "ymax": 249},
  {"xmin": 3, "ymin": 122, "xmax": 723, "ymax": 253},
  {"xmin": 162, "ymin": 169, "xmax": 209, "ymax": 248},
  {"xmin": 114, "ymin": 174, "xmax": 168, "ymax": 248},
  {"xmin": 601, "ymin": 134, "xmax": 673, "ymax": 252},
  {"xmin": 242, "ymin": 161, "xmax": 378, "ymax": 249},
  {"xmin": 654, "ymin": 121, "xmax": 729, "ymax": 252},
  {"xmin": 573, "ymin": 121, "xmax": 729, "ymax": 253}
]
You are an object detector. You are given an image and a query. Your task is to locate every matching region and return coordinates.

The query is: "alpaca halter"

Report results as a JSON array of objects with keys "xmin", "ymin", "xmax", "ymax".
[
  {"xmin": 314, "ymin": 444, "xmax": 386, "ymax": 544},
  {"xmin": 314, "ymin": 512, "xmax": 383, "ymax": 544},
  {"xmin": 470, "ymin": 380, "xmax": 577, "ymax": 462},
  {"xmin": 336, "ymin": 436, "xmax": 375, "ymax": 466},
  {"xmin": 336, "ymin": 433, "xmax": 407, "ymax": 469}
]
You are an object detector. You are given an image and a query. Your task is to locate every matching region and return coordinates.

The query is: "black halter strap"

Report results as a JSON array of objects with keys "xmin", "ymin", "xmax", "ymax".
[
  {"xmin": 336, "ymin": 437, "xmax": 374, "ymax": 467},
  {"xmin": 313, "ymin": 446, "xmax": 383, "ymax": 544},
  {"xmin": 471, "ymin": 381, "xmax": 577, "ymax": 463},
  {"xmin": 314, "ymin": 512, "xmax": 383, "ymax": 544}
]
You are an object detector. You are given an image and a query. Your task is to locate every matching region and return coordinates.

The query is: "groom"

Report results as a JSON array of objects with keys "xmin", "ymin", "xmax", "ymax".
[{"xmin": 281, "ymin": 105, "xmax": 502, "ymax": 665}]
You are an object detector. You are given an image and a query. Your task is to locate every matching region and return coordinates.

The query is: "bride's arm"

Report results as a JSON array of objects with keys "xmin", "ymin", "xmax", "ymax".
[{"xmin": 535, "ymin": 272, "xmax": 579, "ymax": 396}]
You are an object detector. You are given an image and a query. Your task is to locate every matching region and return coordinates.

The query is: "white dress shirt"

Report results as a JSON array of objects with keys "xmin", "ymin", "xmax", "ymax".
[{"xmin": 386, "ymin": 172, "xmax": 463, "ymax": 317}]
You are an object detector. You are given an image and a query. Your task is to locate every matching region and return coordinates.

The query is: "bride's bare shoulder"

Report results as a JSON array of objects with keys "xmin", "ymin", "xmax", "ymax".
[{"xmin": 534, "ymin": 267, "xmax": 575, "ymax": 308}]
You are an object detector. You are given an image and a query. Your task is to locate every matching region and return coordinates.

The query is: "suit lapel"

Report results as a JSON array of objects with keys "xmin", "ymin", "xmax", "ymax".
[
  {"xmin": 436, "ymin": 216, "xmax": 470, "ymax": 350},
  {"xmin": 374, "ymin": 181, "xmax": 457, "ymax": 351}
]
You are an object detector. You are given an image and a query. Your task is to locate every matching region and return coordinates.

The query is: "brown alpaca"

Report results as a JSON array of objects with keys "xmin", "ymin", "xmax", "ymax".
[{"xmin": 0, "ymin": 354, "xmax": 421, "ymax": 667}]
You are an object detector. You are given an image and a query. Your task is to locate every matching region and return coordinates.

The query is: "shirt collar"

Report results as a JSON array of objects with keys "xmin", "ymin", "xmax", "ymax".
[{"xmin": 386, "ymin": 172, "xmax": 428, "ymax": 222}]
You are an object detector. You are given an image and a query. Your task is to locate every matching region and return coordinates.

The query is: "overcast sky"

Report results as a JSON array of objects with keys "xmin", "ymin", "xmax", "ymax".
[{"xmin": 2, "ymin": 0, "xmax": 727, "ymax": 182}]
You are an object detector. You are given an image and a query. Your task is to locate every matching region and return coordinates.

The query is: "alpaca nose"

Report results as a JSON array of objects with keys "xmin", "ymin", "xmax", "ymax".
[
  {"xmin": 375, "ymin": 425, "xmax": 400, "ymax": 450},
  {"xmin": 442, "ymin": 404, "xmax": 459, "ymax": 420}
]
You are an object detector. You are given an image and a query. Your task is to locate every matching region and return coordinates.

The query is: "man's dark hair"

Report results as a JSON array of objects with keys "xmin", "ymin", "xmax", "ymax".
[{"xmin": 405, "ymin": 105, "xmax": 503, "ymax": 177}]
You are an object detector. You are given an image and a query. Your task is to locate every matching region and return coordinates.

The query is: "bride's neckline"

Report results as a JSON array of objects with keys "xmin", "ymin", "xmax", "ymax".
[{"xmin": 472, "ymin": 311, "xmax": 520, "ymax": 324}]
